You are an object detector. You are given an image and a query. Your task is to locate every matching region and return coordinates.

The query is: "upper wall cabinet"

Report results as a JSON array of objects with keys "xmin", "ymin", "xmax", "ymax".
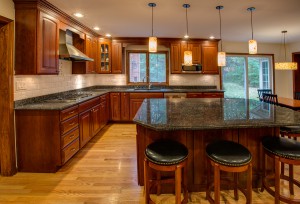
[
  {"xmin": 111, "ymin": 42, "xmax": 123, "ymax": 74},
  {"xmin": 170, "ymin": 40, "xmax": 219, "ymax": 74},
  {"xmin": 14, "ymin": 7, "xmax": 59, "ymax": 74}
]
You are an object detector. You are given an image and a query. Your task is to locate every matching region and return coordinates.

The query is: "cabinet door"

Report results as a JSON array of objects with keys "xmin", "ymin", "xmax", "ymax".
[
  {"xmin": 202, "ymin": 45, "xmax": 218, "ymax": 74},
  {"xmin": 190, "ymin": 43, "xmax": 201, "ymax": 64},
  {"xmin": 79, "ymin": 111, "xmax": 91, "ymax": 148},
  {"xmin": 111, "ymin": 42, "xmax": 122, "ymax": 74},
  {"xmin": 130, "ymin": 99, "xmax": 144, "ymax": 120},
  {"xmin": 98, "ymin": 40, "xmax": 111, "ymax": 73},
  {"xmin": 170, "ymin": 43, "xmax": 182, "ymax": 74},
  {"xmin": 110, "ymin": 93, "xmax": 121, "ymax": 121},
  {"xmin": 37, "ymin": 11, "xmax": 59, "ymax": 74},
  {"xmin": 99, "ymin": 101, "xmax": 106, "ymax": 129},
  {"xmin": 91, "ymin": 105, "xmax": 101, "ymax": 136},
  {"xmin": 85, "ymin": 35, "xmax": 96, "ymax": 73},
  {"xmin": 120, "ymin": 93, "xmax": 130, "ymax": 121}
]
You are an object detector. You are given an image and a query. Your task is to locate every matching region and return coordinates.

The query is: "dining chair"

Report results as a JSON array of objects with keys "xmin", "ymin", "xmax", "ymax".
[
  {"xmin": 262, "ymin": 93, "xmax": 278, "ymax": 105},
  {"xmin": 257, "ymin": 89, "xmax": 272, "ymax": 101}
]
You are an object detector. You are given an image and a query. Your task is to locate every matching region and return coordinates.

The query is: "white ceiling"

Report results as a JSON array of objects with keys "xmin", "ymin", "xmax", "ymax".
[{"xmin": 47, "ymin": 0, "xmax": 300, "ymax": 43}]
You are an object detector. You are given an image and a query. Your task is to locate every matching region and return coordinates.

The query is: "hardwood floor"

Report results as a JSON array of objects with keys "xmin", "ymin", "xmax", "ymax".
[{"xmin": 0, "ymin": 123, "xmax": 299, "ymax": 203}]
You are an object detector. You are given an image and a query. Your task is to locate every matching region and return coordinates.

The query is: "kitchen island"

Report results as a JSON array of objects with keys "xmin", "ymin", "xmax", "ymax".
[{"xmin": 133, "ymin": 98, "xmax": 300, "ymax": 192}]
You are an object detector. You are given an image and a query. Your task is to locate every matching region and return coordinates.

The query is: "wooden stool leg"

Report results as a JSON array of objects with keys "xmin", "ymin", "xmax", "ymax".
[
  {"xmin": 183, "ymin": 165, "xmax": 188, "ymax": 204},
  {"xmin": 206, "ymin": 158, "xmax": 211, "ymax": 200},
  {"xmin": 175, "ymin": 167, "xmax": 182, "ymax": 204},
  {"xmin": 234, "ymin": 173, "xmax": 238, "ymax": 200},
  {"xmin": 275, "ymin": 156, "xmax": 280, "ymax": 204},
  {"xmin": 261, "ymin": 149, "xmax": 266, "ymax": 192},
  {"xmin": 247, "ymin": 163, "xmax": 252, "ymax": 204},
  {"xmin": 156, "ymin": 171, "xmax": 161, "ymax": 196},
  {"xmin": 214, "ymin": 163, "xmax": 220, "ymax": 204},
  {"xmin": 289, "ymin": 164, "xmax": 294, "ymax": 195},
  {"xmin": 144, "ymin": 159, "xmax": 150, "ymax": 204}
]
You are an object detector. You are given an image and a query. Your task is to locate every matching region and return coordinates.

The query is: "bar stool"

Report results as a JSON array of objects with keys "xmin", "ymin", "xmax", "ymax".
[
  {"xmin": 261, "ymin": 136, "xmax": 300, "ymax": 204},
  {"xmin": 144, "ymin": 139, "xmax": 189, "ymax": 204},
  {"xmin": 206, "ymin": 140, "xmax": 252, "ymax": 204}
]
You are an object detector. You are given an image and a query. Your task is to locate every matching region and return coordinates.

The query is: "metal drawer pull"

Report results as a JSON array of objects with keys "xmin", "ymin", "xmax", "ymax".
[
  {"xmin": 68, "ymin": 111, "xmax": 75, "ymax": 115},
  {"xmin": 69, "ymin": 134, "xmax": 75, "ymax": 139},
  {"xmin": 69, "ymin": 122, "xmax": 75, "ymax": 126},
  {"xmin": 70, "ymin": 148, "xmax": 76, "ymax": 152}
]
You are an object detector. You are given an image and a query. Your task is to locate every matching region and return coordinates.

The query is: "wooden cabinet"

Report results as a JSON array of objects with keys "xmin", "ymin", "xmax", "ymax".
[
  {"xmin": 15, "ymin": 8, "xmax": 59, "ymax": 74},
  {"xmin": 79, "ymin": 110, "xmax": 92, "ymax": 148},
  {"xmin": 98, "ymin": 39, "xmax": 111, "ymax": 73},
  {"xmin": 202, "ymin": 43, "xmax": 218, "ymax": 74},
  {"xmin": 186, "ymin": 92, "xmax": 224, "ymax": 98},
  {"xmin": 170, "ymin": 40, "xmax": 218, "ymax": 75},
  {"xmin": 15, "ymin": 105, "xmax": 80, "ymax": 172},
  {"xmin": 85, "ymin": 35, "xmax": 97, "ymax": 73},
  {"xmin": 170, "ymin": 43, "xmax": 182, "ymax": 74},
  {"xmin": 110, "ymin": 92, "xmax": 130, "ymax": 121},
  {"xmin": 91, "ymin": 104, "xmax": 101, "ymax": 136},
  {"xmin": 129, "ymin": 93, "xmax": 164, "ymax": 120},
  {"xmin": 111, "ymin": 42, "xmax": 123, "ymax": 74}
]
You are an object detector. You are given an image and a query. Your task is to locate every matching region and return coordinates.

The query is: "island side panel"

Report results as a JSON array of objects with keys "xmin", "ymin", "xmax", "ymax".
[{"xmin": 136, "ymin": 124, "xmax": 278, "ymax": 192}]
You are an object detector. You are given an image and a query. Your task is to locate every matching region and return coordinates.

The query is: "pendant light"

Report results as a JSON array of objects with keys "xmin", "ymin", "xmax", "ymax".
[
  {"xmin": 216, "ymin": 6, "xmax": 226, "ymax": 66},
  {"xmin": 275, "ymin": 31, "xmax": 298, "ymax": 70},
  {"xmin": 183, "ymin": 3, "xmax": 192, "ymax": 66},
  {"xmin": 247, "ymin": 7, "xmax": 257, "ymax": 54},
  {"xmin": 148, "ymin": 3, "xmax": 157, "ymax": 53}
]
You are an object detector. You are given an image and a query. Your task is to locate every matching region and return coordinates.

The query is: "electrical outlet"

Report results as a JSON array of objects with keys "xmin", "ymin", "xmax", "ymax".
[{"xmin": 16, "ymin": 81, "xmax": 26, "ymax": 91}]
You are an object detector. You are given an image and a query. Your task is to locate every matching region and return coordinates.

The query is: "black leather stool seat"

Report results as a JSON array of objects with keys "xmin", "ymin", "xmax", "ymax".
[
  {"xmin": 145, "ymin": 139, "xmax": 188, "ymax": 165},
  {"xmin": 280, "ymin": 126, "xmax": 300, "ymax": 134},
  {"xmin": 206, "ymin": 140, "xmax": 252, "ymax": 166},
  {"xmin": 262, "ymin": 136, "xmax": 300, "ymax": 160}
]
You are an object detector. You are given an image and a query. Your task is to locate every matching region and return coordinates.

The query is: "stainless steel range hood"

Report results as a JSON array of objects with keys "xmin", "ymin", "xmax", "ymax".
[{"xmin": 59, "ymin": 30, "xmax": 94, "ymax": 61}]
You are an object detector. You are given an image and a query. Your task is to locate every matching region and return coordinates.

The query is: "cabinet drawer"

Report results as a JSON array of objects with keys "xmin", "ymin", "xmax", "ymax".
[
  {"xmin": 61, "ymin": 138, "xmax": 79, "ymax": 164},
  {"xmin": 129, "ymin": 93, "xmax": 163, "ymax": 99},
  {"xmin": 79, "ymin": 97, "xmax": 100, "ymax": 112},
  {"xmin": 100, "ymin": 94, "xmax": 107, "ymax": 103},
  {"xmin": 186, "ymin": 93, "xmax": 203, "ymax": 98},
  {"xmin": 60, "ymin": 115, "xmax": 78, "ymax": 135},
  {"xmin": 60, "ymin": 105, "xmax": 78, "ymax": 121},
  {"xmin": 202, "ymin": 93, "xmax": 224, "ymax": 98},
  {"xmin": 61, "ymin": 127, "xmax": 79, "ymax": 149}
]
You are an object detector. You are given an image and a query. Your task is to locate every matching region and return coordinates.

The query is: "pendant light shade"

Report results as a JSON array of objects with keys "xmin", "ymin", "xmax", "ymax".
[
  {"xmin": 216, "ymin": 6, "xmax": 226, "ymax": 66},
  {"xmin": 275, "ymin": 31, "xmax": 298, "ymax": 70},
  {"xmin": 247, "ymin": 7, "xmax": 257, "ymax": 54},
  {"xmin": 148, "ymin": 3, "xmax": 157, "ymax": 53},
  {"xmin": 183, "ymin": 4, "xmax": 192, "ymax": 66}
]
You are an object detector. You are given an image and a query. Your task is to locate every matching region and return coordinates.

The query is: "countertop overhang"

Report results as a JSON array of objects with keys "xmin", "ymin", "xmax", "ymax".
[{"xmin": 133, "ymin": 98, "xmax": 300, "ymax": 131}]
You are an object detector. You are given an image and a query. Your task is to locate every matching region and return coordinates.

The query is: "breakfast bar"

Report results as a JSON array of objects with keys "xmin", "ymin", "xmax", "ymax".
[{"xmin": 133, "ymin": 98, "xmax": 300, "ymax": 192}]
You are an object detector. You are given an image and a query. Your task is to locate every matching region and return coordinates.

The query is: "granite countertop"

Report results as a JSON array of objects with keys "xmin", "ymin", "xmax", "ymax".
[
  {"xmin": 14, "ymin": 86, "xmax": 224, "ymax": 110},
  {"xmin": 133, "ymin": 98, "xmax": 300, "ymax": 131}
]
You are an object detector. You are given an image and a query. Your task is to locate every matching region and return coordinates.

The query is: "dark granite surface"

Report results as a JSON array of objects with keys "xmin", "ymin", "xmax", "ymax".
[
  {"xmin": 14, "ymin": 85, "xmax": 223, "ymax": 110},
  {"xmin": 133, "ymin": 98, "xmax": 300, "ymax": 130}
]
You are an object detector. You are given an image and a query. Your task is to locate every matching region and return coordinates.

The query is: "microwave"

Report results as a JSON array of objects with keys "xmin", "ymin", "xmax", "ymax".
[{"xmin": 182, "ymin": 64, "xmax": 202, "ymax": 72}]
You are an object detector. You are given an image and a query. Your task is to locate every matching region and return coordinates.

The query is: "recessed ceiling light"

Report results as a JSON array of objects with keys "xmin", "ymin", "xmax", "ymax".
[
  {"xmin": 209, "ymin": 36, "xmax": 215, "ymax": 39},
  {"xmin": 106, "ymin": 34, "xmax": 111, "ymax": 37},
  {"xmin": 73, "ymin": 13, "xmax": 84, "ymax": 18},
  {"xmin": 184, "ymin": 35, "xmax": 189, "ymax": 39},
  {"xmin": 93, "ymin": 27, "xmax": 100, "ymax": 31}
]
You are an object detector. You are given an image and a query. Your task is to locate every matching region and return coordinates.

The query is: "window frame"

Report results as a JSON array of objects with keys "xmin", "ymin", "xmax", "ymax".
[{"xmin": 126, "ymin": 50, "xmax": 169, "ymax": 85}]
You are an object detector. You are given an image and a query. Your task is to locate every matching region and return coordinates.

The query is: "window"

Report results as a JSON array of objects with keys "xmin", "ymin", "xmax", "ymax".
[
  {"xmin": 127, "ymin": 51, "xmax": 168, "ymax": 84},
  {"xmin": 221, "ymin": 54, "xmax": 274, "ymax": 100}
]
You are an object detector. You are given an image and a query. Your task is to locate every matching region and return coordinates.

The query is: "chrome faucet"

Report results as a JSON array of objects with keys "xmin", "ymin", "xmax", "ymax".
[{"xmin": 142, "ymin": 76, "xmax": 152, "ymax": 89}]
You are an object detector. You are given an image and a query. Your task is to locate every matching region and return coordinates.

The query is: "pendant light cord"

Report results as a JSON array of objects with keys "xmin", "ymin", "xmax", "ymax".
[
  {"xmin": 151, "ymin": 5, "xmax": 154, "ymax": 36},
  {"xmin": 250, "ymin": 10, "xmax": 254, "ymax": 40},
  {"xmin": 218, "ymin": 8, "xmax": 223, "ymax": 51},
  {"xmin": 185, "ymin": 6, "xmax": 189, "ymax": 37},
  {"xmin": 283, "ymin": 32, "xmax": 287, "ymax": 61}
]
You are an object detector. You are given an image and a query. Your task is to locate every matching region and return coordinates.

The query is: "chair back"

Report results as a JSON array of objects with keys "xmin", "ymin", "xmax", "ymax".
[
  {"xmin": 295, "ymin": 92, "xmax": 300, "ymax": 100},
  {"xmin": 262, "ymin": 93, "xmax": 278, "ymax": 105},
  {"xmin": 258, "ymin": 89, "xmax": 272, "ymax": 101}
]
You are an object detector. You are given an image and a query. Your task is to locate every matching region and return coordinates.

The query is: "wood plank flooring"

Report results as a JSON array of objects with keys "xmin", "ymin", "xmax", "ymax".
[{"xmin": 0, "ymin": 123, "xmax": 299, "ymax": 203}]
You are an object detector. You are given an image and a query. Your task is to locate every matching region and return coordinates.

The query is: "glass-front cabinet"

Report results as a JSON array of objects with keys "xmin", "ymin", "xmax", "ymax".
[{"xmin": 98, "ymin": 39, "xmax": 111, "ymax": 73}]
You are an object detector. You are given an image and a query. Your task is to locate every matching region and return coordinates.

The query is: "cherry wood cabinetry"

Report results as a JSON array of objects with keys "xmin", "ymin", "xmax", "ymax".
[
  {"xmin": 79, "ymin": 110, "xmax": 92, "ymax": 148},
  {"xmin": 85, "ymin": 35, "xmax": 97, "ymax": 73},
  {"xmin": 14, "ymin": 8, "xmax": 59, "ymax": 74},
  {"xmin": 129, "ymin": 93, "xmax": 164, "ymax": 120},
  {"xmin": 202, "ymin": 42, "xmax": 219, "ymax": 74},
  {"xmin": 98, "ymin": 39, "xmax": 111, "ymax": 73},
  {"xmin": 186, "ymin": 92, "xmax": 224, "ymax": 98},
  {"xmin": 16, "ymin": 105, "xmax": 80, "ymax": 172},
  {"xmin": 111, "ymin": 42, "xmax": 123, "ymax": 74},
  {"xmin": 170, "ymin": 40, "xmax": 218, "ymax": 75},
  {"xmin": 110, "ymin": 93, "xmax": 130, "ymax": 121}
]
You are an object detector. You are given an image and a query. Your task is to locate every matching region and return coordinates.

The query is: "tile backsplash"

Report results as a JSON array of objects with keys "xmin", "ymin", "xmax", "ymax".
[{"xmin": 14, "ymin": 60, "xmax": 220, "ymax": 101}]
